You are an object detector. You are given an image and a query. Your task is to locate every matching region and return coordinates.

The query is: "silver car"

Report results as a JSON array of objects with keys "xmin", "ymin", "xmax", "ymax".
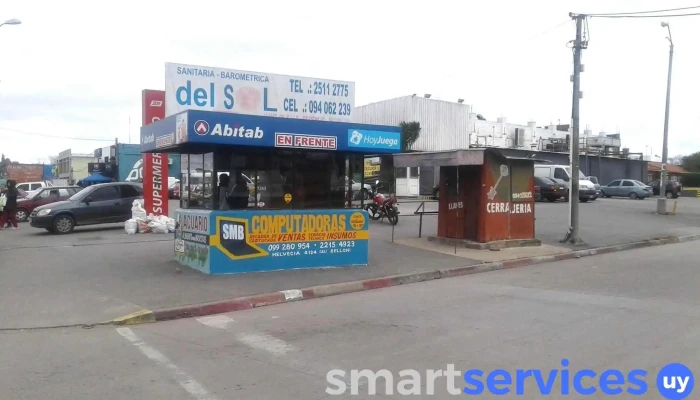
[{"xmin": 600, "ymin": 179, "xmax": 653, "ymax": 200}]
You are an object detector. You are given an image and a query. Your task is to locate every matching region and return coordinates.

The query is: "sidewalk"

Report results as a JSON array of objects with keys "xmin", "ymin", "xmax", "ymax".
[
  {"xmin": 0, "ymin": 236, "xmax": 479, "ymax": 329},
  {"xmin": 4, "ymin": 197, "xmax": 700, "ymax": 329}
]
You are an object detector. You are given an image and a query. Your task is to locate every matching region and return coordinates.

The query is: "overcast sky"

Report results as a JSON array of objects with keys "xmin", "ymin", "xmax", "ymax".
[{"xmin": 1, "ymin": 0, "xmax": 698, "ymax": 164}]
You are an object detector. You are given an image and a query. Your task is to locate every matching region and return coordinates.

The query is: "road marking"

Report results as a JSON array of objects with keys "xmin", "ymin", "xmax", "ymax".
[
  {"xmin": 116, "ymin": 327, "xmax": 219, "ymax": 400},
  {"xmin": 196, "ymin": 315, "xmax": 235, "ymax": 329},
  {"xmin": 235, "ymin": 332, "xmax": 297, "ymax": 356},
  {"xmin": 195, "ymin": 316, "xmax": 297, "ymax": 356}
]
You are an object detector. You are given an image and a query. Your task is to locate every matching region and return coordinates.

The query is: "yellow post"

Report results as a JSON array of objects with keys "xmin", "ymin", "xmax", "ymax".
[{"xmin": 672, "ymin": 200, "xmax": 678, "ymax": 215}]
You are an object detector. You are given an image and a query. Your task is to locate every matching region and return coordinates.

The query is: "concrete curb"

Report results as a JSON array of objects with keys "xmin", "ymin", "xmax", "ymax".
[{"xmin": 110, "ymin": 233, "xmax": 700, "ymax": 325}]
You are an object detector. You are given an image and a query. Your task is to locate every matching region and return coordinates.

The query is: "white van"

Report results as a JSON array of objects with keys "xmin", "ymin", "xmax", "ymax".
[
  {"xmin": 534, "ymin": 165, "xmax": 598, "ymax": 202},
  {"xmin": 16, "ymin": 181, "xmax": 54, "ymax": 197}
]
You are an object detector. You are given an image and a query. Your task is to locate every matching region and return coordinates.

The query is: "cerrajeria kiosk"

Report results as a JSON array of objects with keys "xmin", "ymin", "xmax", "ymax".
[{"xmin": 140, "ymin": 63, "xmax": 401, "ymax": 275}]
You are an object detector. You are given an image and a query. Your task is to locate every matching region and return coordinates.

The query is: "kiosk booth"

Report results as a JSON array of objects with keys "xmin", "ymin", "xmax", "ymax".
[
  {"xmin": 141, "ymin": 110, "xmax": 401, "ymax": 275},
  {"xmin": 394, "ymin": 149, "xmax": 540, "ymax": 248}
]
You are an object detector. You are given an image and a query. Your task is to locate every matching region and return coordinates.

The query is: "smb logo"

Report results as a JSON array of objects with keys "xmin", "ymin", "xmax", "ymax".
[
  {"xmin": 212, "ymin": 217, "xmax": 268, "ymax": 260},
  {"xmin": 347, "ymin": 129, "xmax": 400, "ymax": 150},
  {"xmin": 194, "ymin": 120, "xmax": 209, "ymax": 136}
]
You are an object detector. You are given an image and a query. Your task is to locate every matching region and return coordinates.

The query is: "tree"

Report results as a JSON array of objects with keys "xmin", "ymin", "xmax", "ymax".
[
  {"xmin": 681, "ymin": 152, "xmax": 700, "ymax": 187},
  {"xmin": 669, "ymin": 155, "xmax": 685, "ymax": 165},
  {"xmin": 400, "ymin": 121, "xmax": 421, "ymax": 152}
]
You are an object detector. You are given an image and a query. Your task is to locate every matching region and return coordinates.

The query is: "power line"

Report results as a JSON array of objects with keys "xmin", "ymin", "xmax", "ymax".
[
  {"xmin": 0, "ymin": 127, "xmax": 115, "ymax": 142},
  {"xmin": 591, "ymin": 12, "xmax": 700, "ymax": 18},
  {"xmin": 587, "ymin": 5, "xmax": 700, "ymax": 16}
]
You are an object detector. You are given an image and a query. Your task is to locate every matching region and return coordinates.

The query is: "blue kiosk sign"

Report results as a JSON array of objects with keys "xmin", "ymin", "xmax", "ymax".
[{"xmin": 142, "ymin": 109, "xmax": 401, "ymax": 275}]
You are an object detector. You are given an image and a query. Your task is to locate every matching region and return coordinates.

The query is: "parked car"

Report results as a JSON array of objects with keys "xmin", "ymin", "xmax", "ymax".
[
  {"xmin": 534, "ymin": 165, "xmax": 597, "ymax": 202},
  {"xmin": 534, "ymin": 177, "xmax": 567, "ymax": 202},
  {"xmin": 533, "ymin": 184, "xmax": 541, "ymax": 202},
  {"xmin": 16, "ymin": 181, "xmax": 54, "ymax": 197},
  {"xmin": 600, "ymin": 179, "xmax": 652, "ymax": 200},
  {"xmin": 586, "ymin": 176, "xmax": 601, "ymax": 201},
  {"xmin": 345, "ymin": 178, "xmax": 372, "ymax": 200},
  {"xmin": 647, "ymin": 179, "xmax": 681, "ymax": 199},
  {"xmin": 15, "ymin": 186, "xmax": 81, "ymax": 222},
  {"xmin": 29, "ymin": 182, "xmax": 144, "ymax": 234},
  {"xmin": 168, "ymin": 180, "xmax": 180, "ymax": 199}
]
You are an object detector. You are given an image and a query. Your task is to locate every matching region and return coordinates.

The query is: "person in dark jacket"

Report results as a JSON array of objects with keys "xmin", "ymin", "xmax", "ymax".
[
  {"xmin": 0, "ymin": 180, "xmax": 20, "ymax": 229},
  {"xmin": 227, "ymin": 173, "xmax": 249, "ymax": 210}
]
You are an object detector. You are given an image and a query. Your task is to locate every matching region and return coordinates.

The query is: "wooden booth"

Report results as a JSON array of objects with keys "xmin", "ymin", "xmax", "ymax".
[{"xmin": 394, "ymin": 149, "xmax": 540, "ymax": 246}]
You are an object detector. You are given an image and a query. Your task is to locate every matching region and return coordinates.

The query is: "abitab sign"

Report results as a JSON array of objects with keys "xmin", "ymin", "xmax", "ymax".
[{"xmin": 181, "ymin": 110, "xmax": 401, "ymax": 154}]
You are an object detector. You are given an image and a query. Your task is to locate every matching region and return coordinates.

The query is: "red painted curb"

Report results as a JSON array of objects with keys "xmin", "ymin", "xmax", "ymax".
[
  {"xmin": 153, "ymin": 292, "xmax": 286, "ymax": 322},
  {"xmin": 140, "ymin": 234, "xmax": 700, "ymax": 324}
]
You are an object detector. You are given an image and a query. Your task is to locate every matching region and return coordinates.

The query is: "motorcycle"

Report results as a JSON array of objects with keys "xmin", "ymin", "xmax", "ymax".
[{"xmin": 364, "ymin": 192, "xmax": 399, "ymax": 225}]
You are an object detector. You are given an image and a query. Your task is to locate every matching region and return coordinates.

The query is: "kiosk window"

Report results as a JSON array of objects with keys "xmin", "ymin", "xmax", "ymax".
[
  {"xmin": 444, "ymin": 167, "xmax": 458, "ymax": 198},
  {"xmin": 409, "ymin": 167, "xmax": 419, "ymax": 178},
  {"xmin": 181, "ymin": 153, "xmax": 214, "ymax": 210},
  {"xmin": 396, "ymin": 168, "xmax": 407, "ymax": 179},
  {"xmin": 180, "ymin": 150, "xmax": 352, "ymax": 210}
]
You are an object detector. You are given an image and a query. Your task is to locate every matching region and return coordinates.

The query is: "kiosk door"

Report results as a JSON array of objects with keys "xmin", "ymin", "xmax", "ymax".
[{"xmin": 441, "ymin": 166, "xmax": 462, "ymax": 239}]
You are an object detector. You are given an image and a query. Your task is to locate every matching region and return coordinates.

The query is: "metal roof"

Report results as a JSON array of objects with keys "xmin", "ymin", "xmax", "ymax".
[{"xmin": 393, "ymin": 149, "xmax": 547, "ymax": 168}]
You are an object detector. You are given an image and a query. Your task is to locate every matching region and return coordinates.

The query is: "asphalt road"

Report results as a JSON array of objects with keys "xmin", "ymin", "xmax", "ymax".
[
  {"xmin": 384, "ymin": 196, "xmax": 700, "ymax": 248},
  {"xmin": 3, "ymin": 241, "xmax": 699, "ymax": 399}
]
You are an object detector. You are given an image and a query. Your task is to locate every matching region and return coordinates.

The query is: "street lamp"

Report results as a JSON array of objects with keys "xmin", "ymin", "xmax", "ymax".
[
  {"xmin": 0, "ymin": 18, "xmax": 21, "ymax": 28},
  {"xmin": 658, "ymin": 21, "xmax": 673, "ymax": 212}
]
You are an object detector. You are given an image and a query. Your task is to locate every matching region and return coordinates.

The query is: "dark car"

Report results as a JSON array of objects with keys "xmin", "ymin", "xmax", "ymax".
[
  {"xmin": 15, "ymin": 186, "xmax": 81, "ymax": 222},
  {"xmin": 647, "ymin": 179, "xmax": 681, "ymax": 198},
  {"xmin": 534, "ymin": 177, "xmax": 567, "ymax": 202},
  {"xmin": 29, "ymin": 182, "xmax": 144, "ymax": 234}
]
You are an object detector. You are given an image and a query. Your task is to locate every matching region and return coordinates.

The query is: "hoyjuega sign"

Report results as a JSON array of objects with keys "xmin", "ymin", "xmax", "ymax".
[{"xmin": 347, "ymin": 129, "xmax": 400, "ymax": 150}]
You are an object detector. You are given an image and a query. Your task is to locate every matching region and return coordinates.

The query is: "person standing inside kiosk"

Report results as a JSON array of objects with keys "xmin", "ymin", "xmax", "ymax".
[
  {"xmin": 229, "ymin": 172, "xmax": 249, "ymax": 210},
  {"xmin": 218, "ymin": 173, "xmax": 230, "ymax": 210}
]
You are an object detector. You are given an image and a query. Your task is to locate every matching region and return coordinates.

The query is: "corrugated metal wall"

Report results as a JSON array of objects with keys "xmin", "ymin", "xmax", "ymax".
[{"xmin": 354, "ymin": 96, "xmax": 471, "ymax": 152}]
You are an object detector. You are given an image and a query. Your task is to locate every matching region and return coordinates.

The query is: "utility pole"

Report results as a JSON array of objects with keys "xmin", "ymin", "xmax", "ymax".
[
  {"xmin": 562, "ymin": 13, "xmax": 586, "ymax": 245},
  {"xmin": 658, "ymin": 22, "xmax": 674, "ymax": 214}
]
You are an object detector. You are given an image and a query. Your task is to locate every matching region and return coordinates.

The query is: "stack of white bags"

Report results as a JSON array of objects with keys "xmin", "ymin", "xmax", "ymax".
[{"xmin": 125, "ymin": 200, "xmax": 176, "ymax": 235}]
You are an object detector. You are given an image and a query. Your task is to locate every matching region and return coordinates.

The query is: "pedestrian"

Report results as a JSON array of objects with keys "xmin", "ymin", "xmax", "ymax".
[
  {"xmin": 218, "ymin": 173, "xmax": 230, "ymax": 210},
  {"xmin": 228, "ymin": 173, "xmax": 249, "ymax": 210},
  {"xmin": 0, "ymin": 180, "xmax": 20, "ymax": 230},
  {"xmin": 0, "ymin": 185, "xmax": 9, "ymax": 228}
]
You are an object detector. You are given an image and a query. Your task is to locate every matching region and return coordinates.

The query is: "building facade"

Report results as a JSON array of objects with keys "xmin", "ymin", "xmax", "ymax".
[
  {"xmin": 57, "ymin": 149, "xmax": 96, "ymax": 184},
  {"xmin": 116, "ymin": 144, "xmax": 181, "ymax": 182},
  {"xmin": 355, "ymin": 95, "xmax": 638, "ymax": 195}
]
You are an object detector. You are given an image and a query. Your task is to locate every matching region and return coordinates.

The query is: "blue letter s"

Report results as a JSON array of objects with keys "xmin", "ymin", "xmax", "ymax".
[
  {"xmin": 626, "ymin": 370, "xmax": 647, "ymax": 395},
  {"xmin": 224, "ymin": 85, "xmax": 234, "ymax": 110},
  {"xmin": 463, "ymin": 369, "xmax": 484, "ymax": 395}
]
